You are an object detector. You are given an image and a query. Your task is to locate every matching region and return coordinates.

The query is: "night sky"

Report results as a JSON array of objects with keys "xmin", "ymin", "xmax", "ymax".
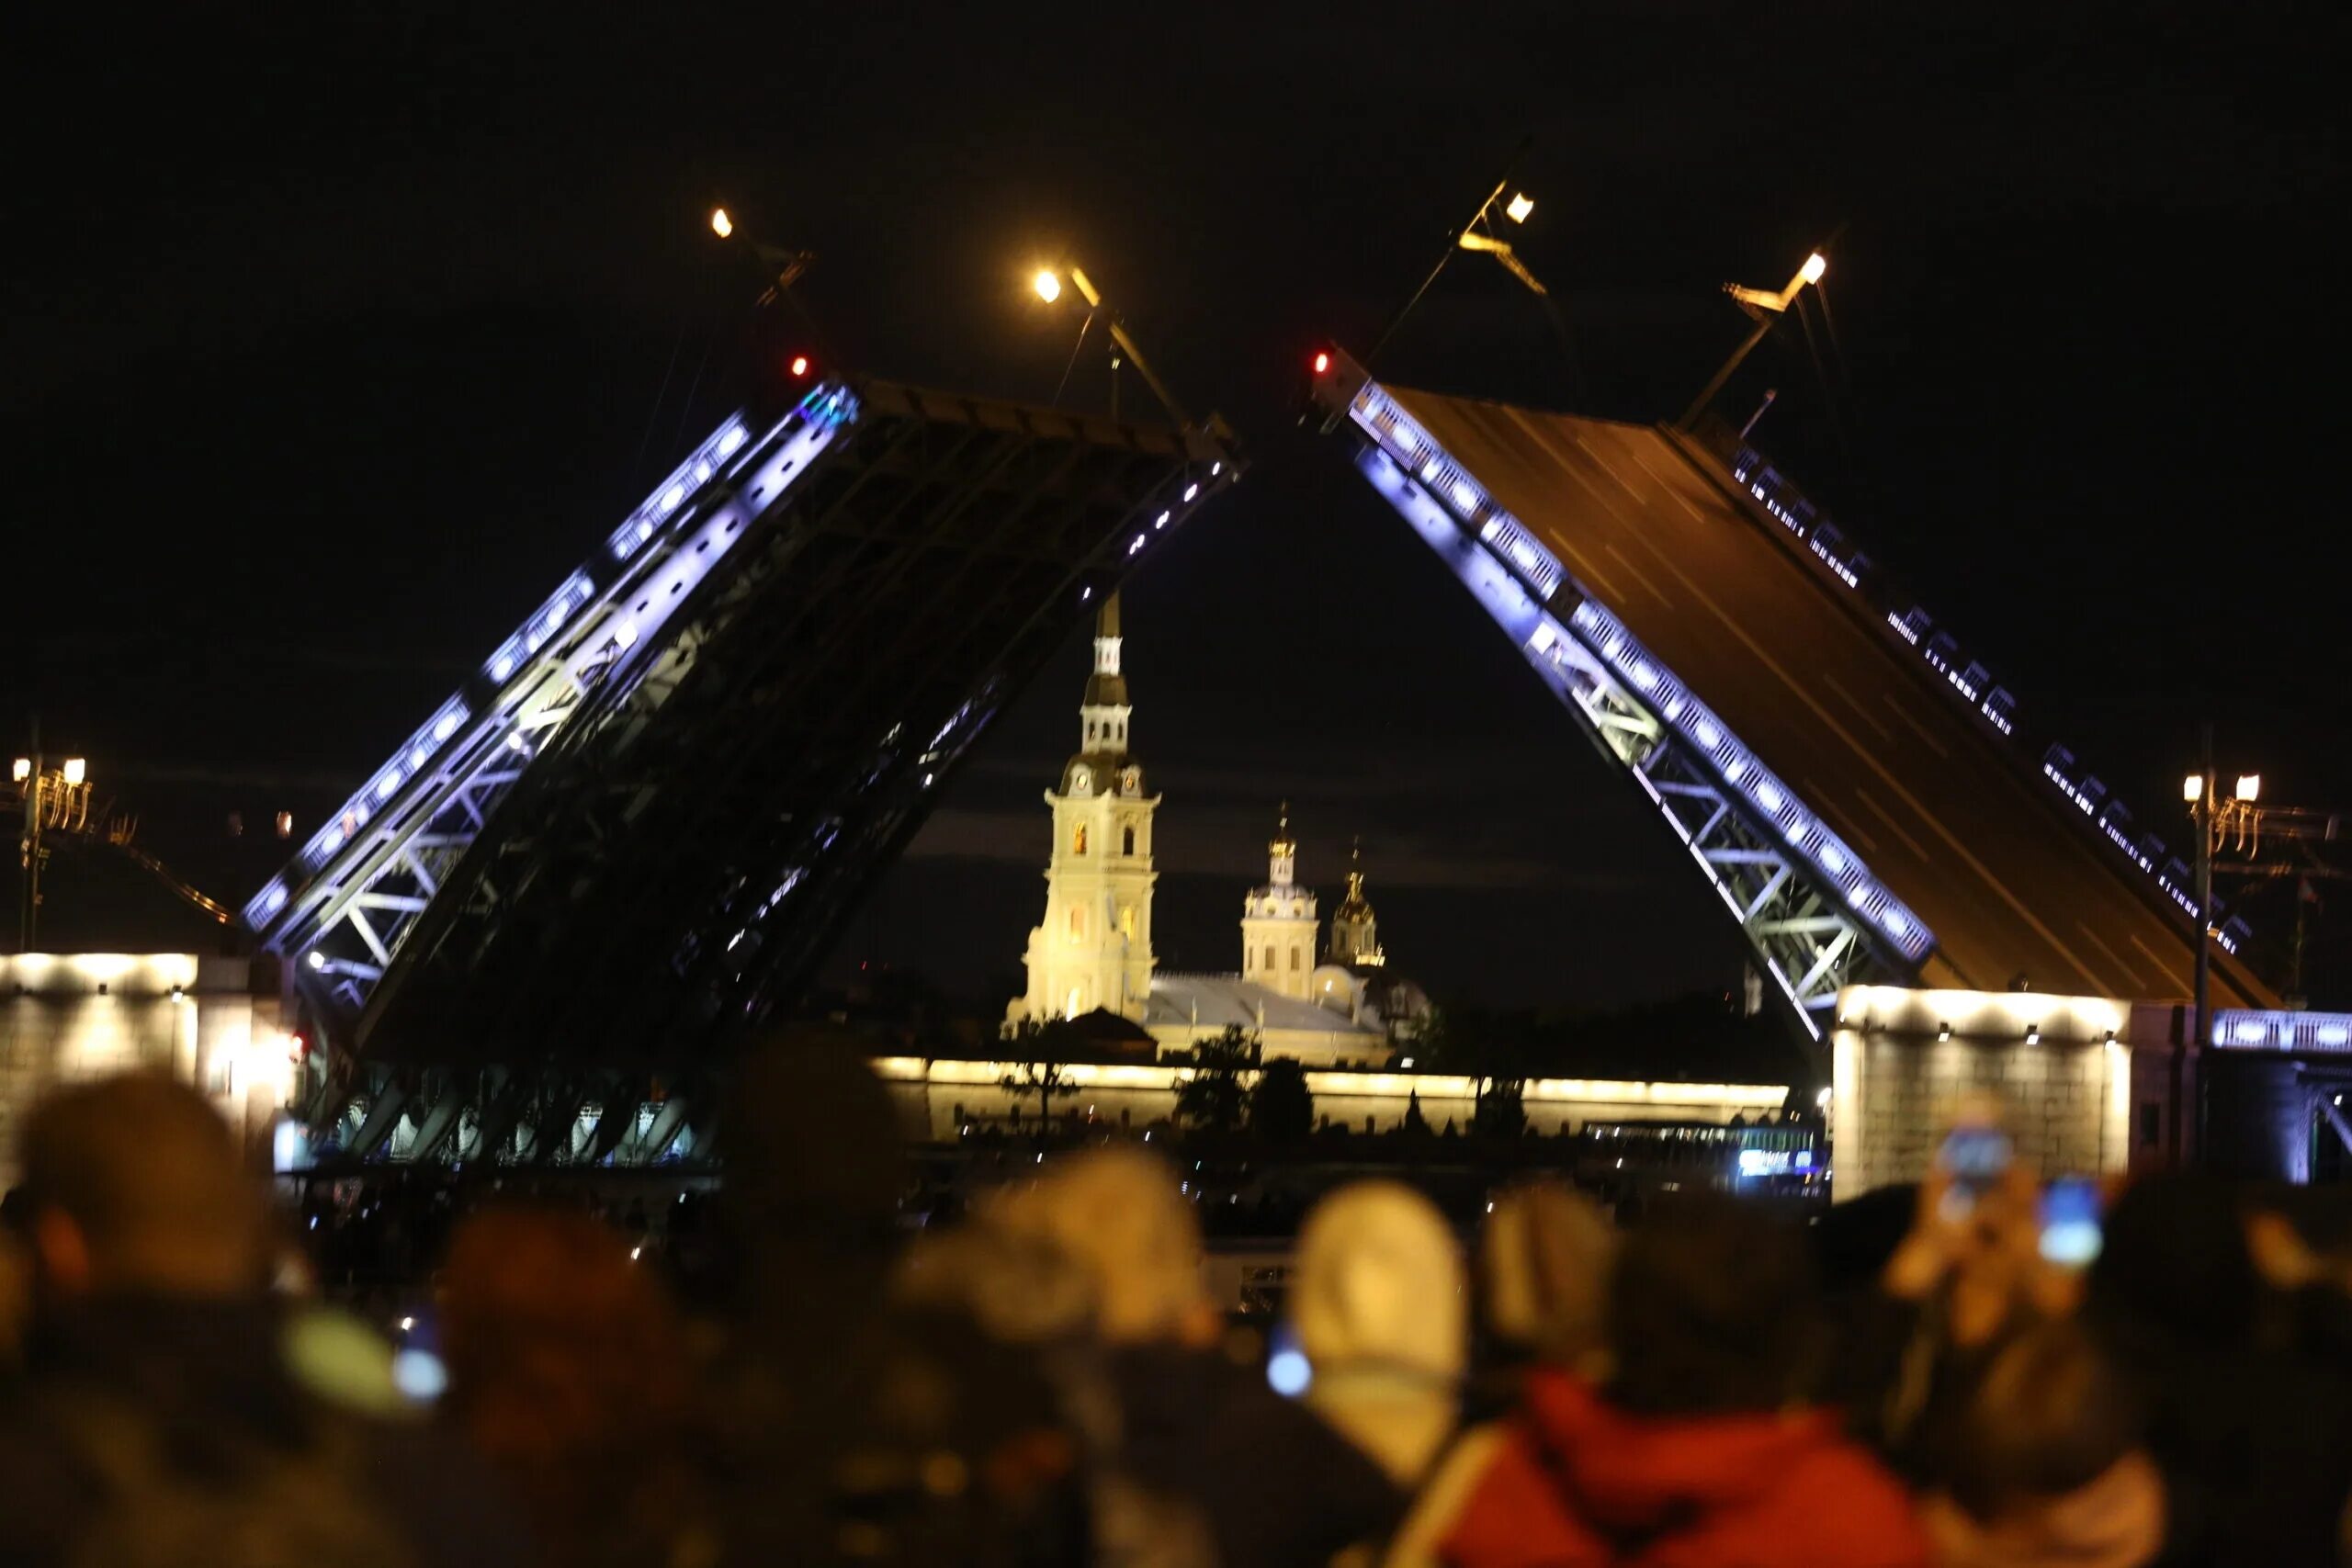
[{"xmin": 6, "ymin": 4, "xmax": 2346, "ymax": 1011}]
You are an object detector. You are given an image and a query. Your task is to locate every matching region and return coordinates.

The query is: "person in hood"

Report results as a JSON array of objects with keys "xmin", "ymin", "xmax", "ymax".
[
  {"xmin": 1290, "ymin": 1180, "xmax": 1466, "ymax": 1488},
  {"xmin": 1440, "ymin": 1190, "xmax": 1930, "ymax": 1568},
  {"xmin": 1917, "ymin": 1319, "xmax": 2163, "ymax": 1568},
  {"xmin": 996, "ymin": 1147, "xmax": 1403, "ymax": 1568},
  {"xmin": 0, "ymin": 1072, "xmax": 525, "ymax": 1568},
  {"xmin": 1386, "ymin": 1180, "xmax": 1617, "ymax": 1568}
]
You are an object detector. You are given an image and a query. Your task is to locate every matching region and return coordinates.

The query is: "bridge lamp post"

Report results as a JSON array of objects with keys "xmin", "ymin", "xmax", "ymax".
[
  {"xmin": 11, "ymin": 743, "xmax": 93, "ymax": 953},
  {"xmin": 1030, "ymin": 264, "xmax": 1192, "ymax": 429},
  {"xmin": 1678, "ymin": 251, "xmax": 1827, "ymax": 432}
]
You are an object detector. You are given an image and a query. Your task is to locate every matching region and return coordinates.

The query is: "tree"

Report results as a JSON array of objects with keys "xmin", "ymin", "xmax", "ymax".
[
  {"xmin": 1175, "ymin": 1023, "xmax": 1258, "ymax": 1135},
  {"xmin": 1472, "ymin": 1074, "xmax": 1527, "ymax": 1140},
  {"xmin": 1250, "ymin": 1056, "xmax": 1314, "ymax": 1144},
  {"xmin": 1000, "ymin": 1020, "xmax": 1079, "ymax": 1134},
  {"xmin": 1401, "ymin": 1089, "xmax": 1430, "ymax": 1136}
]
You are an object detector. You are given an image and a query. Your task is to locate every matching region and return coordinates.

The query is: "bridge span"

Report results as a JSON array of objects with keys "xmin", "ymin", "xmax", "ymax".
[{"xmin": 1313, "ymin": 352, "xmax": 2270, "ymax": 1024}]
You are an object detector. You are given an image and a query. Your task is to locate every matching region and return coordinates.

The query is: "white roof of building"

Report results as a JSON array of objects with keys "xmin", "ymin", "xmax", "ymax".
[{"xmin": 1145, "ymin": 973, "xmax": 1386, "ymax": 1037}]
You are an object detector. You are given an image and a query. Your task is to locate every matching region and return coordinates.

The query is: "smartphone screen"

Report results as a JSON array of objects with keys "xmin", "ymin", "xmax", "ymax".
[
  {"xmin": 1938, "ymin": 1125, "xmax": 2013, "ymax": 1203},
  {"xmin": 2040, "ymin": 1177, "xmax": 2104, "ymax": 1268}
]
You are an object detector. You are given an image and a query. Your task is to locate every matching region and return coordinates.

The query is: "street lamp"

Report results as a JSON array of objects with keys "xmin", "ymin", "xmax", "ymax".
[
  {"xmin": 11, "ymin": 736, "xmax": 94, "ymax": 953},
  {"xmin": 1679, "ymin": 249, "xmax": 1831, "ymax": 430},
  {"xmin": 1364, "ymin": 136, "xmax": 1544, "ymax": 367},
  {"xmin": 705, "ymin": 204, "xmax": 816, "ymax": 311},
  {"xmin": 1029, "ymin": 262, "xmax": 1193, "ymax": 429},
  {"xmin": 2236, "ymin": 773, "xmax": 2262, "ymax": 803}
]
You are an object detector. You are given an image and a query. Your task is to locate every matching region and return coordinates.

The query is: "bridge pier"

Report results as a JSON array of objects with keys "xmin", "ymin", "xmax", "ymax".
[{"xmin": 1829, "ymin": 986, "xmax": 2144, "ymax": 1195}]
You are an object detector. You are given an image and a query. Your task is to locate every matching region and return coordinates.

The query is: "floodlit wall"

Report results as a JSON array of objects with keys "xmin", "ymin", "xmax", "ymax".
[
  {"xmin": 1829, "ymin": 986, "xmax": 2136, "ymax": 1196},
  {"xmin": 872, "ymin": 1056, "xmax": 1791, "ymax": 1141},
  {"xmin": 0, "ymin": 954, "xmax": 288, "ymax": 1182}
]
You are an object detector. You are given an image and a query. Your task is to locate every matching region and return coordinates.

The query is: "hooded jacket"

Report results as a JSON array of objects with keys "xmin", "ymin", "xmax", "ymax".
[
  {"xmin": 1441, "ymin": 1371, "xmax": 1932, "ymax": 1568},
  {"xmin": 1293, "ymin": 1180, "xmax": 1466, "ymax": 1487}
]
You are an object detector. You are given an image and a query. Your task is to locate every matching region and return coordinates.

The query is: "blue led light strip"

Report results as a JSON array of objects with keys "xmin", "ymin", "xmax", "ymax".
[
  {"xmin": 243, "ymin": 388, "xmax": 857, "ymax": 935},
  {"xmin": 1348, "ymin": 382, "xmax": 1935, "ymax": 970},
  {"xmin": 1730, "ymin": 446, "xmax": 2226, "ymax": 951},
  {"xmin": 2210, "ymin": 1010, "xmax": 2352, "ymax": 1051}
]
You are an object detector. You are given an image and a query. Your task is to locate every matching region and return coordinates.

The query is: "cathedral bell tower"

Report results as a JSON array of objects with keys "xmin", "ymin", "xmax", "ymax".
[
  {"xmin": 1010, "ymin": 593, "xmax": 1159, "ymax": 1026},
  {"xmin": 1241, "ymin": 804, "xmax": 1318, "ymax": 1002},
  {"xmin": 1328, "ymin": 837, "xmax": 1385, "ymax": 968}
]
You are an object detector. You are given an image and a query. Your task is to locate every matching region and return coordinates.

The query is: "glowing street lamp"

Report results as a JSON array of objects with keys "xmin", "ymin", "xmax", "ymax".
[
  {"xmin": 1365, "ymin": 135, "xmax": 1543, "ymax": 367},
  {"xmin": 705, "ymin": 205, "xmax": 816, "ymax": 311},
  {"xmin": 2183, "ymin": 773, "xmax": 2205, "ymax": 803},
  {"xmin": 1028, "ymin": 260, "xmax": 1192, "ymax": 428},
  {"xmin": 2236, "ymin": 773, "xmax": 2262, "ymax": 803},
  {"xmin": 11, "ymin": 739, "xmax": 94, "ymax": 952},
  {"xmin": 1679, "ymin": 246, "xmax": 1832, "ymax": 430}
]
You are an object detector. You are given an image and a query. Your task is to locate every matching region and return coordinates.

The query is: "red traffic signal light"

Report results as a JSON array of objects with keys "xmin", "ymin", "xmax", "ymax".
[
  {"xmin": 788, "ymin": 354, "xmax": 811, "ymax": 378},
  {"xmin": 1311, "ymin": 350, "xmax": 1332, "ymax": 376}
]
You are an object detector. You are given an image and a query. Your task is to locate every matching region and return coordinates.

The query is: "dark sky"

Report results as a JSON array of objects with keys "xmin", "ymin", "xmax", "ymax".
[{"xmin": 5, "ymin": 3, "xmax": 2345, "ymax": 1010}]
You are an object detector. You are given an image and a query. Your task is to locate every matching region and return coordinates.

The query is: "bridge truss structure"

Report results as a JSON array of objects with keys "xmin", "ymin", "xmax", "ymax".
[
  {"xmin": 244, "ymin": 376, "xmax": 1236, "ymax": 1168},
  {"xmin": 1316, "ymin": 352, "xmax": 1950, "ymax": 1037}
]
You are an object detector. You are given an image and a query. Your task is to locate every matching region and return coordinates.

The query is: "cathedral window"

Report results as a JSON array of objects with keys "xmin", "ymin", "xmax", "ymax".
[
  {"xmin": 1289, "ymin": 947, "xmax": 1301, "ymax": 971},
  {"xmin": 1119, "ymin": 905, "xmax": 1136, "ymax": 941},
  {"xmin": 1069, "ymin": 907, "xmax": 1085, "ymax": 939},
  {"xmin": 1122, "ymin": 825, "xmax": 1136, "ymax": 856},
  {"xmin": 1265, "ymin": 945, "xmax": 1277, "ymax": 973},
  {"xmin": 1073, "ymin": 824, "xmax": 1088, "ymax": 855}
]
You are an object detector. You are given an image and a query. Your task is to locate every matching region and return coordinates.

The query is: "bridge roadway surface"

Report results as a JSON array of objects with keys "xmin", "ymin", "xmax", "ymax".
[{"xmin": 1384, "ymin": 386, "xmax": 2269, "ymax": 1010}]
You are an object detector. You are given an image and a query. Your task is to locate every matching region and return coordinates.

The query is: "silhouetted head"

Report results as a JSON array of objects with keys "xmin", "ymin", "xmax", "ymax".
[
  {"xmin": 990, "ymin": 1148, "xmax": 1210, "ymax": 1346},
  {"xmin": 721, "ymin": 1029, "xmax": 906, "ymax": 1273},
  {"xmin": 1936, "ymin": 1318, "xmax": 2143, "ymax": 1519},
  {"xmin": 441, "ymin": 1211, "xmax": 689, "ymax": 1471},
  {"xmin": 1606, "ymin": 1191, "xmax": 1818, "ymax": 1416},
  {"xmin": 1809, "ymin": 1180, "xmax": 1917, "ymax": 1298},
  {"xmin": 2087, "ymin": 1172, "xmax": 2257, "ymax": 1348},
  {"xmin": 14, "ymin": 1073, "xmax": 266, "ymax": 1301},
  {"xmin": 1479, "ymin": 1179, "xmax": 1616, "ymax": 1374}
]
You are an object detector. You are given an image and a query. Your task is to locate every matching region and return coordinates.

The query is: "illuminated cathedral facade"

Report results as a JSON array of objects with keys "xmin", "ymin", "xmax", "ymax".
[{"xmin": 1007, "ymin": 595, "xmax": 1421, "ymax": 1066}]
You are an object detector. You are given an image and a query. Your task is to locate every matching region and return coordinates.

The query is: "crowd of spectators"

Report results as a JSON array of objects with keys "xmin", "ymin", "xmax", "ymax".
[{"xmin": 3, "ymin": 1045, "xmax": 2349, "ymax": 1566}]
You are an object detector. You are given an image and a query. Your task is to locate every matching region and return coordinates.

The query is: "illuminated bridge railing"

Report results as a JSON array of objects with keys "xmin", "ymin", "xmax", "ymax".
[
  {"xmin": 1344, "ymin": 378, "xmax": 1935, "ymax": 1007},
  {"xmin": 243, "ymin": 386, "xmax": 859, "ymax": 984},
  {"xmin": 2211, "ymin": 1010, "xmax": 2352, "ymax": 1051},
  {"xmin": 1564, "ymin": 598, "xmax": 1932, "ymax": 964},
  {"xmin": 1723, "ymin": 440, "xmax": 2237, "ymax": 956},
  {"xmin": 1356, "ymin": 382, "xmax": 1929, "ymax": 965}
]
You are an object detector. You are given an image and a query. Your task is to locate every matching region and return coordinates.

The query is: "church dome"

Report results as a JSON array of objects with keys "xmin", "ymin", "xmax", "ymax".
[{"xmin": 1311, "ymin": 964, "xmax": 1363, "ymax": 1016}]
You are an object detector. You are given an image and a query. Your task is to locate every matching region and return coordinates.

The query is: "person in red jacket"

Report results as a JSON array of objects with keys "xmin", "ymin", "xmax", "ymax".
[{"xmin": 1440, "ymin": 1191, "xmax": 1931, "ymax": 1568}]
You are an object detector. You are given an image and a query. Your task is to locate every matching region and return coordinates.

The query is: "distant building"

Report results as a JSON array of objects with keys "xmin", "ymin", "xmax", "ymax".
[{"xmin": 1006, "ymin": 596, "xmax": 1409, "ymax": 1066}]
